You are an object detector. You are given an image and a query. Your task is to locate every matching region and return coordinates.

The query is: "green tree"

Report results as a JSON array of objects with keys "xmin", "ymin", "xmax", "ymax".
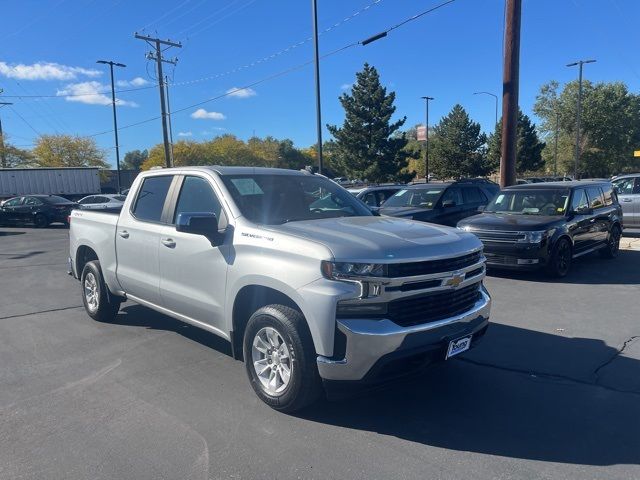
[
  {"xmin": 32, "ymin": 134, "xmax": 109, "ymax": 169},
  {"xmin": 430, "ymin": 105, "xmax": 488, "ymax": 178},
  {"xmin": 0, "ymin": 134, "xmax": 33, "ymax": 167},
  {"xmin": 487, "ymin": 109, "xmax": 545, "ymax": 174},
  {"xmin": 327, "ymin": 63, "xmax": 412, "ymax": 182},
  {"xmin": 122, "ymin": 149, "xmax": 148, "ymax": 170},
  {"xmin": 534, "ymin": 80, "xmax": 640, "ymax": 176}
]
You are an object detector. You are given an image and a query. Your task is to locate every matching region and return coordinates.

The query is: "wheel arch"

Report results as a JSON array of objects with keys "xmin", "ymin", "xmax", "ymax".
[
  {"xmin": 76, "ymin": 245, "xmax": 99, "ymax": 278},
  {"xmin": 231, "ymin": 284, "xmax": 306, "ymax": 361}
]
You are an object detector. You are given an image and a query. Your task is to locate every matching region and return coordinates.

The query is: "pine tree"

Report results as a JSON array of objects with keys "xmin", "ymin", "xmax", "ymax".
[
  {"xmin": 327, "ymin": 64, "xmax": 412, "ymax": 182},
  {"xmin": 430, "ymin": 105, "xmax": 488, "ymax": 178},
  {"xmin": 487, "ymin": 109, "xmax": 545, "ymax": 173}
]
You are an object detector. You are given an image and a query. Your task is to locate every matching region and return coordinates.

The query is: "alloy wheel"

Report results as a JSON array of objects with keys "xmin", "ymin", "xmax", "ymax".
[{"xmin": 251, "ymin": 327, "xmax": 292, "ymax": 396}]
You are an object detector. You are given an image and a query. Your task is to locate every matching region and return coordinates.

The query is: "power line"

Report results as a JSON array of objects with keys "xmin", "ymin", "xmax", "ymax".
[
  {"xmin": 9, "ymin": 106, "xmax": 41, "ymax": 136},
  {"xmin": 1, "ymin": 0, "xmax": 384, "ymax": 101},
  {"xmin": 138, "ymin": 0, "xmax": 194, "ymax": 32}
]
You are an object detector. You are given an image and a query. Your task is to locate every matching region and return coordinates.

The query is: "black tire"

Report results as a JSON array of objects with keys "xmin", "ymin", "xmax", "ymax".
[
  {"xmin": 546, "ymin": 238, "xmax": 572, "ymax": 278},
  {"xmin": 80, "ymin": 260, "xmax": 121, "ymax": 322},
  {"xmin": 33, "ymin": 213, "xmax": 49, "ymax": 228},
  {"xmin": 243, "ymin": 304, "xmax": 322, "ymax": 413},
  {"xmin": 599, "ymin": 225, "xmax": 621, "ymax": 259}
]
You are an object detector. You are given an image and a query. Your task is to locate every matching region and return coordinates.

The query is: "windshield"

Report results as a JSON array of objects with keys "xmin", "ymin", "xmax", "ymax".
[
  {"xmin": 485, "ymin": 189, "xmax": 570, "ymax": 216},
  {"xmin": 113, "ymin": 195, "xmax": 127, "ymax": 202},
  {"xmin": 220, "ymin": 174, "xmax": 372, "ymax": 225},
  {"xmin": 43, "ymin": 195, "xmax": 72, "ymax": 204},
  {"xmin": 383, "ymin": 187, "xmax": 445, "ymax": 208}
]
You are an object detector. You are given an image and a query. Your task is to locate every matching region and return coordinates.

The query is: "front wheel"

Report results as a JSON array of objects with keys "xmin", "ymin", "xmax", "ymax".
[
  {"xmin": 546, "ymin": 238, "xmax": 572, "ymax": 278},
  {"xmin": 243, "ymin": 304, "xmax": 322, "ymax": 413},
  {"xmin": 600, "ymin": 225, "xmax": 621, "ymax": 259},
  {"xmin": 81, "ymin": 260, "xmax": 121, "ymax": 322}
]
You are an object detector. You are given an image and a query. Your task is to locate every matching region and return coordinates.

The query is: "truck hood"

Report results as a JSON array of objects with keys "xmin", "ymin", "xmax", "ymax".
[
  {"xmin": 266, "ymin": 216, "xmax": 481, "ymax": 262},
  {"xmin": 458, "ymin": 213, "xmax": 565, "ymax": 231}
]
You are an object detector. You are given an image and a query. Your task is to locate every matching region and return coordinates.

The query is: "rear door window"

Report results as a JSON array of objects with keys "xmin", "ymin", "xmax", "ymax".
[
  {"xmin": 570, "ymin": 189, "xmax": 589, "ymax": 212},
  {"xmin": 462, "ymin": 187, "xmax": 487, "ymax": 204},
  {"xmin": 586, "ymin": 186, "xmax": 605, "ymax": 209},
  {"xmin": 25, "ymin": 197, "xmax": 43, "ymax": 206},
  {"xmin": 132, "ymin": 176, "xmax": 173, "ymax": 223}
]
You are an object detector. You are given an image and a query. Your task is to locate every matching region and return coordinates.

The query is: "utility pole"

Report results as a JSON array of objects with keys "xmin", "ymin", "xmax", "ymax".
[
  {"xmin": 500, "ymin": 0, "xmax": 521, "ymax": 188},
  {"xmin": 165, "ymin": 75, "xmax": 174, "ymax": 166},
  {"xmin": 0, "ymin": 93, "xmax": 13, "ymax": 169},
  {"xmin": 134, "ymin": 33, "xmax": 181, "ymax": 168},
  {"xmin": 567, "ymin": 59, "xmax": 596, "ymax": 179},
  {"xmin": 421, "ymin": 96, "xmax": 434, "ymax": 182},
  {"xmin": 97, "ymin": 60, "xmax": 126, "ymax": 193},
  {"xmin": 311, "ymin": 0, "xmax": 323, "ymax": 174},
  {"xmin": 554, "ymin": 110, "xmax": 560, "ymax": 176},
  {"xmin": 473, "ymin": 91, "xmax": 498, "ymax": 128}
]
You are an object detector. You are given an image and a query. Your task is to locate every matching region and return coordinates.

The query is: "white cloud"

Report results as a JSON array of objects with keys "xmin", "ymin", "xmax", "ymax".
[
  {"xmin": 225, "ymin": 87, "xmax": 256, "ymax": 99},
  {"xmin": 116, "ymin": 77, "xmax": 150, "ymax": 88},
  {"xmin": 0, "ymin": 61, "xmax": 101, "ymax": 81},
  {"xmin": 191, "ymin": 108, "xmax": 226, "ymax": 120},
  {"xmin": 178, "ymin": 131, "xmax": 193, "ymax": 137},
  {"xmin": 340, "ymin": 83, "xmax": 352, "ymax": 90},
  {"xmin": 56, "ymin": 81, "xmax": 138, "ymax": 107}
]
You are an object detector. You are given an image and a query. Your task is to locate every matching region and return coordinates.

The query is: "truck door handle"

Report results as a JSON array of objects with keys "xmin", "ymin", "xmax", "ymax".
[
  {"xmin": 118, "ymin": 230, "xmax": 129, "ymax": 239},
  {"xmin": 622, "ymin": 198, "xmax": 632, "ymax": 202},
  {"xmin": 161, "ymin": 238, "xmax": 176, "ymax": 248}
]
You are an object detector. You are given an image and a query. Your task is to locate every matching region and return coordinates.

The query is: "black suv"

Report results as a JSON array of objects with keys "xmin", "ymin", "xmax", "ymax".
[
  {"xmin": 457, "ymin": 181, "xmax": 623, "ymax": 277},
  {"xmin": 0, "ymin": 195, "xmax": 77, "ymax": 227},
  {"xmin": 379, "ymin": 179, "xmax": 499, "ymax": 226}
]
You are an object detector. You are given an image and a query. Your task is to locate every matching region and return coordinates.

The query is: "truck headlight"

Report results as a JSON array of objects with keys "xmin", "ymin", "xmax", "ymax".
[
  {"xmin": 457, "ymin": 225, "xmax": 472, "ymax": 232},
  {"xmin": 517, "ymin": 230, "xmax": 548, "ymax": 243},
  {"xmin": 321, "ymin": 261, "xmax": 385, "ymax": 280}
]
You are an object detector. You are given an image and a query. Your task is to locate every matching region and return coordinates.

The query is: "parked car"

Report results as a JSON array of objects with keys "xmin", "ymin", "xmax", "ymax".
[
  {"xmin": 347, "ymin": 184, "xmax": 404, "ymax": 210},
  {"xmin": 612, "ymin": 174, "xmax": 640, "ymax": 227},
  {"xmin": 77, "ymin": 194, "xmax": 126, "ymax": 211},
  {"xmin": 379, "ymin": 179, "xmax": 500, "ymax": 227},
  {"xmin": 69, "ymin": 166, "xmax": 491, "ymax": 412},
  {"xmin": 457, "ymin": 181, "xmax": 622, "ymax": 277},
  {"xmin": 0, "ymin": 194, "xmax": 77, "ymax": 227}
]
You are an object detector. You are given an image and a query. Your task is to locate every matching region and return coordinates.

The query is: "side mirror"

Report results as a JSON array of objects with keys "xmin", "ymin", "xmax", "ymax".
[
  {"xmin": 442, "ymin": 200, "xmax": 457, "ymax": 208},
  {"xmin": 573, "ymin": 206, "xmax": 592, "ymax": 216},
  {"xmin": 176, "ymin": 212, "xmax": 225, "ymax": 245}
]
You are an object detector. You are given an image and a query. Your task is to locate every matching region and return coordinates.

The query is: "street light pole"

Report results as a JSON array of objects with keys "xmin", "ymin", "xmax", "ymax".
[
  {"xmin": 554, "ymin": 110, "xmax": 560, "ymax": 176},
  {"xmin": 421, "ymin": 96, "xmax": 434, "ymax": 182},
  {"xmin": 97, "ymin": 60, "xmax": 126, "ymax": 193},
  {"xmin": 473, "ymin": 91, "xmax": 498, "ymax": 128},
  {"xmin": 311, "ymin": 0, "xmax": 323, "ymax": 174},
  {"xmin": 566, "ymin": 59, "xmax": 596, "ymax": 179}
]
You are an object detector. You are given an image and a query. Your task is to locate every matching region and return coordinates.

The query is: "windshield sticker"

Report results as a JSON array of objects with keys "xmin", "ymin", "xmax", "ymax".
[
  {"xmin": 231, "ymin": 178, "xmax": 264, "ymax": 195},
  {"xmin": 522, "ymin": 207, "xmax": 540, "ymax": 214}
]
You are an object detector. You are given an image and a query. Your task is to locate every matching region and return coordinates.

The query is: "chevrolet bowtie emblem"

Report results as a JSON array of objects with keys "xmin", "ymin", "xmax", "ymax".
[{"xmin": 444, "ymin": 274, "xmax": 464, "ymax": 287}]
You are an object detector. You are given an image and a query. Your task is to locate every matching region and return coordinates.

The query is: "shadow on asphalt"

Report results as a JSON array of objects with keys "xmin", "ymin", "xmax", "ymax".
[
  {"xmin": 113, "ymin": 304, "xmax": 640, "ymax": 467},
  {"xmin": 117, "ymin": 304, "xmax": 233, "ymax": 356},
  {"xmin": 0, "ymin": 250, "xmax": 46, "ymax": 259},
  {"xmin": 0, "ymin": 231, "xmax": 25, "ymax": 237},
  {"xmin": 298, "ymin": 323, "xmax": 640, "ymax": 467},
  {"xmin": 487, "ymin": 249, "xmax": 640, "ymax": 285}
]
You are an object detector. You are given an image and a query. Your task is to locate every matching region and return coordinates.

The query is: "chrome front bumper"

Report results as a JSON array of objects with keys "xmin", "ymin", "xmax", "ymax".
[{"xmin": 317, "ymin": 288, "xmax": 491, "ymax": 381}]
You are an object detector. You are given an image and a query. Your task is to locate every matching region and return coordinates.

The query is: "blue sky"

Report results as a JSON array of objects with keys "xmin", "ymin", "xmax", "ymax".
[{"xmin": 1, "ymin": 0, "xmax": 639, "ymax": 167}]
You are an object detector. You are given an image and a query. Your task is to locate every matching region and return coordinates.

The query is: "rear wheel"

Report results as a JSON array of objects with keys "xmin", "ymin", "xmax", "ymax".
[
  {"xmin": 33, "ymin": 213, "xmax": 49, "ymax": 228},
  {"xmin": 600, "ymin": 225, "xmax": 621, "ymax": 259},
  {"xmin": 81, "ymin": 260, "xmax": 121, "ymax": 322},
  {"xmin": 243, "ymin": 304, "xmax": 322, "ymax": 413},
  {"xmin": 546, "ymin": 238, "xmax": 572, "ymax": 278}
]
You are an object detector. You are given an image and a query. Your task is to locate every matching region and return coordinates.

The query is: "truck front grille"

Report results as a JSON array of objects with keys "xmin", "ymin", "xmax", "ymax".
[
  {"xmin": 386, "ymin": 251, "xmax": 482, "ymax": 278},
  {"xmin": 387, "ymin": 283, "xmax": 482, "ymax": 327}
]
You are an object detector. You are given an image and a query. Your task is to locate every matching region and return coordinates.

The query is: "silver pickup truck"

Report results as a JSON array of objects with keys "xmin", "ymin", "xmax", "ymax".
[{"xmin": 69, "ymin": 166, "xmax": 491, "ymax": 412}]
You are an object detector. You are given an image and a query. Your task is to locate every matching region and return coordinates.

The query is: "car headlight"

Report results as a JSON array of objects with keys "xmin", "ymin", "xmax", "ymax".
[
  {"xmin": 457, "ymin": 225, "xmax": 472, "ymax": 232},
  {"xmin": 321, "ymin": 261, "xmax": 385, "ymax": 279},
  {"xmin": 517, "ymin": 230, "xmax": 549, "ymax": 243}
]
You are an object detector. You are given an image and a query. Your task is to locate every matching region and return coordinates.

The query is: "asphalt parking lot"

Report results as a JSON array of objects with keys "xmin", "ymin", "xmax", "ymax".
[{"xmin": 1, "ymin": 227, "xmax": 639, "ymax": 480}]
